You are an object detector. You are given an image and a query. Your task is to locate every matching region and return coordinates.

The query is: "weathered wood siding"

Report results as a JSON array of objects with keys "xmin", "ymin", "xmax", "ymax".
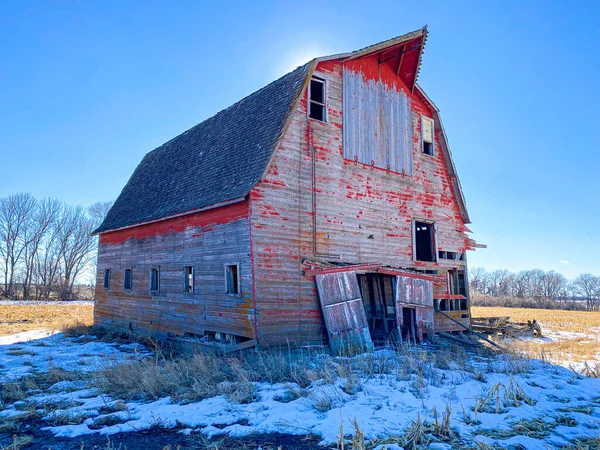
[
  {"xmin": 250, "ymin": 56, "xmax": 470, "ymax": 345},
  {"xmin": 95, "ymin": 201, "xmax": 255, "ymax": 339}
]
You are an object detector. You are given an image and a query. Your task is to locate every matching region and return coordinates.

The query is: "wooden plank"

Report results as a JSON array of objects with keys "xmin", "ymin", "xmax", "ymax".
[
  {"xmin": 315, "ymin": 272, "xmax": 373, "ymax": 355},
  {"xmin": 304, "ymin": 263, "xmax": 382, "ymax": 276}
]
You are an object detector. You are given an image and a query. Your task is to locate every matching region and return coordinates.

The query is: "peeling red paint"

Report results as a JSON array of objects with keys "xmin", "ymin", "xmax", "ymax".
[{"xmin": 100, "ymin": 202, "xmax": 249, "ymax": 246}]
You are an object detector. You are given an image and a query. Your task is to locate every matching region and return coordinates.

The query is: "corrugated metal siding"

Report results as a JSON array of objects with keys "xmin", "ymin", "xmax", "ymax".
[{"xmin": 343, "ymin": 68, "xmax": 413, "ymax": 174}]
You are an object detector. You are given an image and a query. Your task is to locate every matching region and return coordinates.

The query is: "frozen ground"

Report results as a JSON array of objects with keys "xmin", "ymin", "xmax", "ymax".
[{"xmin": 1, "ymin": 331, "xmax": 599, "ymax": 449}]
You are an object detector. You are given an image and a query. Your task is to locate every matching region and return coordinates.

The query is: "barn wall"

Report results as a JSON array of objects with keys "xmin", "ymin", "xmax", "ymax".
[
  {"xmin": 94, "ymin": 201, "xmax": 255, "ymax": 339},
  {"xmin": 250, "ymin": 56, "xmax": 470, "ymax": 345}
]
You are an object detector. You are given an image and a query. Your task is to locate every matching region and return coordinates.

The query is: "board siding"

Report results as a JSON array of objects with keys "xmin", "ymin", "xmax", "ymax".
[
  {"xmin": 95, "ymin": 203, "xmax": 255, "ymax": 339},
  {"xmin": 251, "ymin": 56, "xmax": 471, "ymax": 345}
]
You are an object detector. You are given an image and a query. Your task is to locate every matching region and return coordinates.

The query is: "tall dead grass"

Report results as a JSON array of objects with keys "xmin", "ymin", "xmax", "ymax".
[{"xmin": 93, "ymin": 343, "xmax": 507, "ymax": 406}]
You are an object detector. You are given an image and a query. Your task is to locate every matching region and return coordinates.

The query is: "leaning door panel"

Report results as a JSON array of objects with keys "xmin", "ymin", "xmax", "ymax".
[{"xmin": 315, "ymin": 271, "xmax": 374, "ymax": 355}]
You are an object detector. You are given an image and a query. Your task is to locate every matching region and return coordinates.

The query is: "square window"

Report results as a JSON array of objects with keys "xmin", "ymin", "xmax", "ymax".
[
  {"xmin": 309, "ymin": 77, "xmax": 326, "ymax": 122},
  {"xmin": 414, "ymin": 220, "xmax": 436, "ymax": 262},
  {"xmin": 225, "ymin": 264, "xmax": 240, "ymax": 295},
  {"xmin": 150, "ymin": 268, "xmax": 160, "ymax": 292},
  {"xmin": 103, "ymin": 269, "xmax": 111, "ymax": 289},
  {"xmin": 184, "ymin": 266, "xmax": 194, "ymax": 293},
  {"xmin": 124, "ymin": 269, "xmax": 132, "ymax": 290},
  {"xmin": 422, "ymin": 117, "xmax": 434, "ymax": 156}
]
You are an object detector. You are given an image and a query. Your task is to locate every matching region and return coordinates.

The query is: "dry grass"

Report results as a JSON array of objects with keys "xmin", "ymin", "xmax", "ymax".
[
  {"xmin": 472, "ymin": 307, "xmax": 600, "ymax": 366},
  {"xmin": 471, "ymin": 306, "xmax": 600, "ymax": 333},
  {"xmin": 0, "ymin": 303, "xmax": 93, "ymax": 336}
]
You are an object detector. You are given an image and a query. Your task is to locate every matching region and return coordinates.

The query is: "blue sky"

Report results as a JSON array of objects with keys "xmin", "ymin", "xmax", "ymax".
[{"xmin": 1, "ymin": 1, "xmax": 598, "ymax": 279}]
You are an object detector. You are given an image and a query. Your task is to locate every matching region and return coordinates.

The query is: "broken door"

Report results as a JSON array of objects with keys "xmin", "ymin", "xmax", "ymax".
[
  {"xmin": 315, "ymin": 271, "xmax": 374, "ymax": 355},
  {"xmin": 395, "ymin": 276, "xmax": 434, "ymax": 342}
]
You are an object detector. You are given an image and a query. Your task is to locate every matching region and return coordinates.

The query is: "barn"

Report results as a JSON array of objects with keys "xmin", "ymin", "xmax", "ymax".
[{"xmin": 93, "ymin": 26, "xmax": 484, "ymax": 353}]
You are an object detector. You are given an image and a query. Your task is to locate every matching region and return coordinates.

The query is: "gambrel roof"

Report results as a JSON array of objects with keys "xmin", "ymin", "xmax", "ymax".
[
  {"xmin": 95, "ymin": 63, "xmax": 311, "ymax": 234},
  {"xmin": 96, "ymin": 27, "xmax": 470, "ymax": 234}
]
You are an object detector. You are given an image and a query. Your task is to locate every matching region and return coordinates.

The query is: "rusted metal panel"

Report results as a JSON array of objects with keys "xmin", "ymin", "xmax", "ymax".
[
  {"xmin": 315, "ymin": 272, "xmax": 373, "ymax": 355},
  {"xmin": 343, "ymin": 67, "xmax": 413, "ymax": 174}
]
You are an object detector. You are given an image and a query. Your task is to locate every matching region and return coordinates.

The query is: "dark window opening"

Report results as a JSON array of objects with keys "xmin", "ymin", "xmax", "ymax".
[
  {"xmin": 423, "ymin": 141, "xmax": 434, "ymax": 156},
  {"xmin": 357, "ymin": 274, "xmax": 397, "ymax": 341},
  {"xmin": 103, "ymin": 269, "xmax": 111, "ymax": 289},
  {"xmin": 415, "ymin": 221, "xmax": 436, "ymax": 262},
  {"xmin": 422, "ymin": 117, "xmax": 434, "ymax": 156},
  {"xmin": 309, "ymin": 78, "xmax": 326, "ymax": 122},
  {"xmin": 438, "ymin": 299, "xmax": 449, "ymax": 311},
  {"xmin": 184, "ymin": 266, "xmax": 194, "ymax": 293},
  {"xmin": 150, "ymin": 268, "xmax": 160, "ymax": 292},
  {"xmin": 448, "ymin": 269, "xmax": 467, "ymax": 297},
  {"xmin": 225, "ymin": 264, "xmax": 240, "ymax": 295},
  {"xmin": 438, "ymin": 251, "xmax": 465, "ymax": 261},
  {"xmin": 124, "ymin": 269, "xmax": 132, "ymax": 290}
]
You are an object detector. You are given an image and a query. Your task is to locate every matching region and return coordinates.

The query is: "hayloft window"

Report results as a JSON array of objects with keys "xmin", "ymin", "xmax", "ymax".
[
  {"xmin": 150, "ymin": 268, "xmax": 160, "ymax": 292},
  {"xmin": 422, "ymin": 117, "xmax": 434, "ymax": 156},
  {"xmin": 308, "ymin": 77, "xmax": 326, "ymax": 122},
  {"xmin": 225, "ymin": 264, "xmax": 240, "ymax": 295},
  {"xmin": 184, "ymin": 266, "xmax": 194, "ymax": 293},
  {"xmin": 103, "ymin": 269, "xmax": 111, "ymax": 289},
  {"xmin": 414, "ymin": 220, "xmax": 437, "ymax": 262},
  {"xmin": 124, "ymin": 269, "xmax": 132, "ymax": 290}
]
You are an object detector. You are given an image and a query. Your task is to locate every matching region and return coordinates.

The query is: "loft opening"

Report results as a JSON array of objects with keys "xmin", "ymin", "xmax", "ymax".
[
  {"xmin": 422, "ymin": 116, "xmax": 434, "ymax": 156},
  {"xmin": 225, "ymin": 263, "xmax": 240, "ymax": 295},
  {"xmin": 308, "ymin": 77, "xmax": 326, "ymax": 122},
  {"xmin": 414, "ymin": 220, "xmax": 437, "ymax": 262}
]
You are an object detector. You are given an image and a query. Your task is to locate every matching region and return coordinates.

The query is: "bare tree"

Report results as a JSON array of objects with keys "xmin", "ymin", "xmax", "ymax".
[
  {"xmin": 21, "ymin": 198, "xmax": 61, "ymax": 299},
  {"xmin": 469, "ymin": 267, "xmax": 488, "ymax": 294},
  {"xmin": 56, "ymin": 205, "xmax": 97, "ymax": 299},
  {"xmin": 88, "ymin": 201, "xmax": 113, "ymax": 228},
  {"xmin": 34, "ymin": 221, "xmax": 62, "ymax": 300},
  {"xmin": 0, "ymin": 193, "xmax": 36, "ymax": 298},
  {"xmin": 541, "ymin": 271, "xmax": 567, "ymax": 300},
  {"xmin": 572, "ymin": 273, "xmax": 600, "ymax": 310}
]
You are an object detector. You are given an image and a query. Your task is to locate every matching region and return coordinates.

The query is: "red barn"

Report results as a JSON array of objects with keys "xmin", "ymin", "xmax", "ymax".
[{"xmin": 94, "ymin": 27, "xmax": 483, "ymax": 353}]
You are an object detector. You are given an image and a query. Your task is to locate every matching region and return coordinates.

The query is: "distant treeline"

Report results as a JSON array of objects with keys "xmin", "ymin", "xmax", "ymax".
[
  {"xmin": 0, "ymin": 192, "xmax": 112, "ymax": 300},
  {"xmin": 469, "ymin": 267, "xmax": 600, "ymax": 311}
]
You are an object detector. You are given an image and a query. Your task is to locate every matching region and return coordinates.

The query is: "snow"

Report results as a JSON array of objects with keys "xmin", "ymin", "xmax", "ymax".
[
  {"xmin": 1, "ymin": 330, "xmax": 599, "ymax": 448},
  {"xmin": 0, "ymin": 332, "xmax": 149, "ymax": 380}
]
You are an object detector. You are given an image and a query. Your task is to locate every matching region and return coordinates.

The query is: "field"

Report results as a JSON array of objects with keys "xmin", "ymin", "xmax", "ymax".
[
  {"xmin": 472, "ymin": 306, "xmax": 600, "ymax": 372},
  {"xmin": 0, "ymin": 303, "xmax": 599, "ymax": 449},
  {"xmin": 0, "ymin": 302, "xmax": 93, "ymax": 337}
]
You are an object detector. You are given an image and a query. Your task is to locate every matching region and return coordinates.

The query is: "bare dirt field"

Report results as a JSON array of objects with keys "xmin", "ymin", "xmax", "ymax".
[{"xmin": 0, "ymin": 302, "xmax": 94, "ymax": 337}]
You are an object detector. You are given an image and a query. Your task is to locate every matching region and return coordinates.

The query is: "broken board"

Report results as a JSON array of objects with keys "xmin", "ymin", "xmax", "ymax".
[
  {"xmin": 395, "ymin": 276, "xmax": 434, "ymax": 342},
  {"xmin": 315, "ymin": 271, "xmax": 374, "ymax": 355}
]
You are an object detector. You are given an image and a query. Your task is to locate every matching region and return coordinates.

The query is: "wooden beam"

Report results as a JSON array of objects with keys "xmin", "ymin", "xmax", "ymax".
[
  {"xmin": 433, "ymin": 294, "xmax": 467, "ymax": 300},
  {"xmin": 377, "ymin": 268, "xmax": 445, "ymax": 282},
  {"xmin": 304, "ymin": 263, "xmax": 382, "ymax": 277},
  {"xmin": 396, "ymin": 44, "xmax": 406, "ymax": 76},
  {"xmin": 411, "ymin": 36, "xmax": 425, "ymax": 94}
]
